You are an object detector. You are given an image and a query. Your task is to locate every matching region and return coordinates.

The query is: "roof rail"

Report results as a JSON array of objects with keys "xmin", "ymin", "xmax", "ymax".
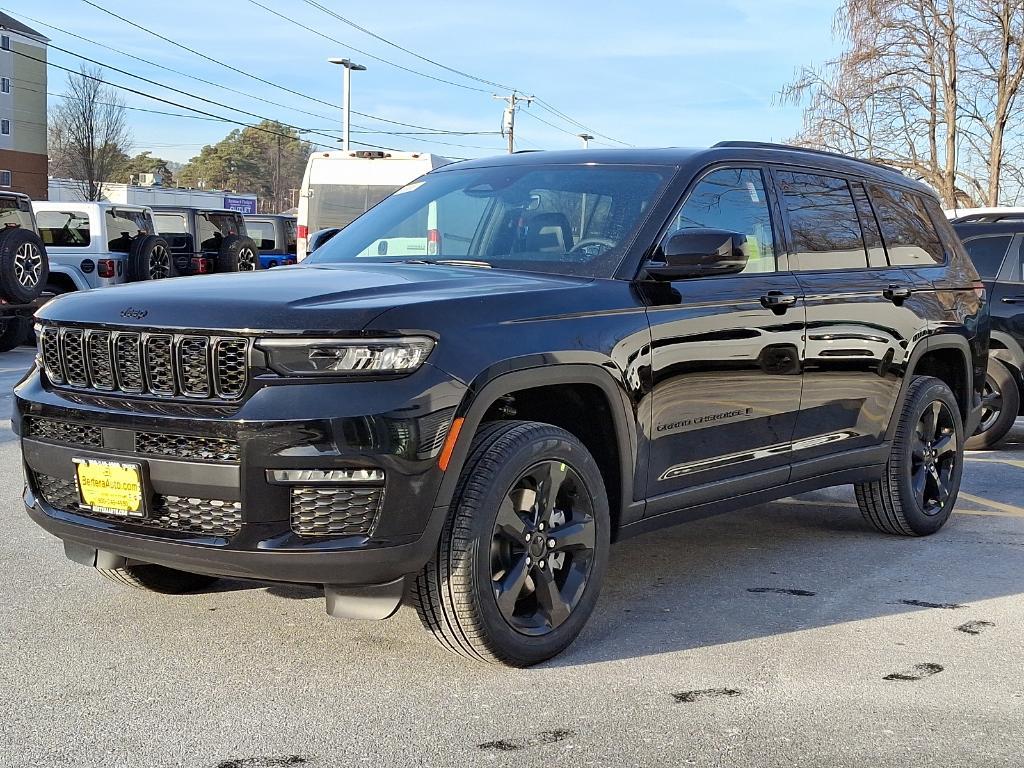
[{"xmin": 711, "ymin": 140, "xmax": 895, "ymax": 172}]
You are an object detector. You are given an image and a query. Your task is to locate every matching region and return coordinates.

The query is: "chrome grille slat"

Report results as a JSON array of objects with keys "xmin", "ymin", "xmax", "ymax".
[
  {"xmin": 85, "ymin": 330, "xmax": 114, "ymax": 390},
  {"xmin": 40, "ymin": 327, "xmax": 63, "ymax": 384},
  {"xmin": 144, "ymin": 334, "xmax": 175, "ymax": 395},
  {"xmin": 61, "ymin": 328, "xmax": 87, "ymax": 386},
  {"xmin": 114, "ymin": 332, "xmax": 144, "ymax": 392},
  {"xmin": 39, "ymin": 325, "xmax": 249, "ymax": 402},
  {"xmin": 177, "ymin": 335, "xmax": 211, "ymax": 397}
]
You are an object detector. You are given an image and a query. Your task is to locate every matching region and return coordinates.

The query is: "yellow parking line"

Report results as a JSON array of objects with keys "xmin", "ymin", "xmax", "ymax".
[
  {"xmin": 958, "ymin": 491, "xmax": 1024, "ymax": 518},
  {"xmin": 965, "ymin": 456, "xmax": 1024, "ymax": 470}
]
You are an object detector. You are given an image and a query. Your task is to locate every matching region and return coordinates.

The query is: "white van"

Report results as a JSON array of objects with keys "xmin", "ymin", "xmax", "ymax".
[{"xmin": 297, "ymin": 150, "xmax": 450, "ymax": 259}]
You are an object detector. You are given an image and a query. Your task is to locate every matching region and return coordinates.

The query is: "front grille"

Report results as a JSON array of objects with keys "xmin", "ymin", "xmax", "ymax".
[
  {"xmin": 290, "ymin": 486, "xmax": 383, "ymax": 537},
  {"xmin": 39, "ymin": 325, "xmax": 249, "ymax": 401},
  {"xmin": 23, "ymin": 416, "xmax": 241, "ymax": 464},
  {"xmin": 23, "ymin": 417, "xmax": 103, "ymax": 447},
  {"xmin": 134, "ymin": 431, "xmax": 240, "ymax": 463},
  {"xmin": 33, "ymin": 472, "xmax": 242, "ymax": 536}
]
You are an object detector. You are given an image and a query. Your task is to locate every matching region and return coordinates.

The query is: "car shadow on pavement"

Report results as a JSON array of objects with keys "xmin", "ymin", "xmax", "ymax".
[{"xmin": 547, "ymin": 485, "xmax": 1024, "ymax": 668}]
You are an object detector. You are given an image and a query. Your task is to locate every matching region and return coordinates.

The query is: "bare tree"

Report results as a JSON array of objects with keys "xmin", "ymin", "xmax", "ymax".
[
  {"xmin": 48, "ymin": 65, "xmax": 131, "ymax": 201},
  {"xmin": 781, "ymin": 0, "xmax": 1024, "ymax": 207}
]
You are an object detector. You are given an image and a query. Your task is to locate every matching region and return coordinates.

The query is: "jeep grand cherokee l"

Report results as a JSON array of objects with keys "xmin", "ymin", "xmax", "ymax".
[{"xmin": 16, "ymin": 143, "xmax": 988, "ymax": 666}]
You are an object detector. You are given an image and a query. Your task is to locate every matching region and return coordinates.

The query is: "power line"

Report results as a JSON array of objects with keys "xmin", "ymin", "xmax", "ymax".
[
  {"xmin": 4, "ymin": 6, "xmax": 341, "ymax": 125},
  {"xmin": 78, "ymin": 0, "xmax": 481, "ymax": 136},
  {"xmin": 301, "ymin": 0, "xmax": 516, "ymax": 92},
  {"xmin": 245, "ymin": 0, "xmax": 490, "ymax": 94},
  {"xmin": 297, "ymin": 1, "xmax": 631, "ymax": 146}
]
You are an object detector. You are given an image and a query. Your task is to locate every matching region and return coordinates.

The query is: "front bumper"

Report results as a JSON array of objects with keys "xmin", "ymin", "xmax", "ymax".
[{"xmin": 16, "ymin": 364, "xmax": 466, "ymax": 586}]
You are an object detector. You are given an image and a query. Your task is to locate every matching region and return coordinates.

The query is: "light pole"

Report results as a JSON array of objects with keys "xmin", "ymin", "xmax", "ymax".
[
  {"xmin": 577, "ymin": 133, "xmax": 594, "ymax": 149},
  {"xmin": 328, "ymin": 57, "xmax": 366, "ymax": 151}
]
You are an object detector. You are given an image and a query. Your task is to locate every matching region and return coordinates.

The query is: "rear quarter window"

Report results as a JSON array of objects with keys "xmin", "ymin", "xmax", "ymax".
[
  {"xmin": 868, "ymin": 184, "xmax": 945, "ymax": 266},
  {"xmin": 37, "ymin": 210, "xmax": 91, "ymax": 247}
]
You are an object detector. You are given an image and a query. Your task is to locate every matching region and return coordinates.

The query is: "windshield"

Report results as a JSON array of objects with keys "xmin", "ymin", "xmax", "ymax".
[{"xmin": 307, "ymin": 165, "xmax": 670, "ymax": 277}]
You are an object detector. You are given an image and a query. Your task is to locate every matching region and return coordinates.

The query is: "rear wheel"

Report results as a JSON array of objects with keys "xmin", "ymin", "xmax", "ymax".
[
  {"xmin": 216, "ymin": 235, "xmax": 259, "ymax": 272},
  {"xmin": 965, "ymin": 359, "xmax": 1019, "ymax": 450},
  {"xmin": 856, "ymin": 376, "xmax": 964, "ymax": 536},
  {"xmin": 98, "ymin": 563, "xmax": 219, "ymax": 594},
  {"xmin": 412, "ymin": 421, "xmax": 610, "ymax": 666}
]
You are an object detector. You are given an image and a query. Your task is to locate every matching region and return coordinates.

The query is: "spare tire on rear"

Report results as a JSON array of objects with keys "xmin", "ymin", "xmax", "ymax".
[
  {"xmin": 126, "ymin": 235, "xmax": 173, "ymax": 282},
  {"xmin": 0, "ymin": 227, "xmax": 48, "ymax": 303},
  {"xmin": 216, "ymin": 235, "xmax": 259, "ymax": 272}
]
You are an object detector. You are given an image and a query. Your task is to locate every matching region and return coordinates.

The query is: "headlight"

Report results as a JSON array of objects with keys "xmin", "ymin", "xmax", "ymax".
[{"xmin": 257, "ymin": 337, "xmax": 435, "ymax": 376}]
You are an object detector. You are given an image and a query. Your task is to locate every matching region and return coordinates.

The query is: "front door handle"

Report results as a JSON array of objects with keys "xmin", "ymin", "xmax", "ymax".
[
  {"xmin": 1001, "ymin": 296, "xmax": 1024, "ymax": 304},
  {"xmin": 883, "ymin": 284, "xmax": 912, "ymax": 304},
  {"xmin": 760, "ymin": 291, "xmax": 799, "ymax": 314}
]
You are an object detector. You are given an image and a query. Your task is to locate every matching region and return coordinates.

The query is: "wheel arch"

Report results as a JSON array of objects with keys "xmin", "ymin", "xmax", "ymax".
[
  {"xmin": 887, "ymin": 335, "xmax": 974, "ymax": 440},
  {"xmin": 433, "ymin": 364, "xmax": 641, "ymax": 534}
]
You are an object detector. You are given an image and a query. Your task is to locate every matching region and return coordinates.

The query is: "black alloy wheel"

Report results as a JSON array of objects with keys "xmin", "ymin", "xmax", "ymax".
[
  {"xmin": 490, "ymin": 460, "xmax": 597, "ymax": 635},
  {"xmin": 910, "ymin": 400, "xmax": 958, "ymax": 516},
  {"xmin": 148, "ymin": 243, "xmax": 171, "ymax": 279},
  {"xmin": 965, "ymin": 360, "xmax": 1019, "ymax": 450}
]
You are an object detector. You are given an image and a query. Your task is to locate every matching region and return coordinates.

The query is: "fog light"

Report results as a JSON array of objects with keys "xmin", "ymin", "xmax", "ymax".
[{"xmin": 267, "ymin": 468, "xmax": 385, "ymax": 484}]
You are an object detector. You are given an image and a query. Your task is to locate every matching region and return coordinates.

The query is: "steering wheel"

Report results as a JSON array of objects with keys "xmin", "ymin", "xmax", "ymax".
[{"xmin": 569, "ymin": 237, "xmax": 616, "ymax": 255}]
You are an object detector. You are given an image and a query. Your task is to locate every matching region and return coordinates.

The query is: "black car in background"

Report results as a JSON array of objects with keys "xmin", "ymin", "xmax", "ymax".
[
  {"xmin": 952, "ymin": 210, "xmax": 1024, "ymax": 448},
  {"xmin": 150, "ymin": 206, "xmax": 259, "ymax": 275},
  {"xmin": 18, "ymin": 143, "xmax": 988, "ymax": 665}
]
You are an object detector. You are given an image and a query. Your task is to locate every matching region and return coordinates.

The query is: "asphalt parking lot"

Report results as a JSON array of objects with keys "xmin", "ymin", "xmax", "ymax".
[{"xmin": 1, "ymin": 346, "xmax": 1022, "ymax": 768}]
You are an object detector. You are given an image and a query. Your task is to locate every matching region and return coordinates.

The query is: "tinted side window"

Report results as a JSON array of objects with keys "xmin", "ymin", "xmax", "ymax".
[
  {"xmin": 247, "ymin": 220, "xmax": 277, "ymax": 251},
  {"xmin": 868, "ymin": 185, "xmax": 944, "ymax": 266},
  {"xmin": 850, "ymin": 183, "xmax": 888, "ymax": 267},
  {"xmin": 106, "ymin": 209, "xmax": 151, "ymax": 253},
  {"xmin": 776, "ymin": 171, "xmax": 867, "ymax": 270},
  {"xmin": 666, "ymin": 167, "xmax": 777, "ymax": 274},
  {"xmin": 962, "ymin": 235, "xmax": 1013, "ymax": 279},
  {"xmin": 153, "ymin": 213, "xmax": 188, "ymax": 236}
]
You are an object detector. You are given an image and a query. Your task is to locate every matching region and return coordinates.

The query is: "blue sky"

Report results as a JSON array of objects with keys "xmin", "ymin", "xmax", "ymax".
[{"xmin": 10, "ymin": 0, "xmax": 843, "ymax": 163}]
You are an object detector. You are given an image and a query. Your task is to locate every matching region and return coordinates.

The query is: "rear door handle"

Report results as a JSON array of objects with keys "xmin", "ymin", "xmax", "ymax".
[
  {"xmin": 883, "ymin": 284, "xmax": 912, "ymax": 304},
  {"xmin": 1001, "ymin": 296, "xmax": 1024, "ymax": 304},
  {"xmin": 760, "ymin": 291, "xmax": 799, "ymax": 314}
]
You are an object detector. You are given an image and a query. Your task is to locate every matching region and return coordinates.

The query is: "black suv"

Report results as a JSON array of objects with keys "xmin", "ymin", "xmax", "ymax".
[
  {"xmin": 149, "ymin": 206, "xmax": 259, "ymax": 274},
  {"xmin": 951, "ymin": 210, "xmax": 1024, "ymax": 448},
  {"xmin": 17, "ymin": 144, "xmax": 988, "ymax": 666}
]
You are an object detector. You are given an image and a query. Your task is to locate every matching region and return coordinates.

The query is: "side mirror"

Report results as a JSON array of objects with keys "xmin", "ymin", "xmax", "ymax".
[
  {"xmin": 645, "ymin": 228, "xmax": 748, "ymax": 281},
  {"xmin": 308, "ymin": 227, "xmax": 341, "ymax": 253}
]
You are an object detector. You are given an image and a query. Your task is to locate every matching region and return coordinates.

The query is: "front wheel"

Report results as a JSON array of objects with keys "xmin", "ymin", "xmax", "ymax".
[
  {"xmin": 855, "ymin": 376, "xmax": 964, "ymax": 536},
  {"xmin": 412, "ymin": 421, "xmax": 610, "ymax": 666},
  {"xmin": 965, "ymin": 359, "xmax": 1019, "ymax": 450}
]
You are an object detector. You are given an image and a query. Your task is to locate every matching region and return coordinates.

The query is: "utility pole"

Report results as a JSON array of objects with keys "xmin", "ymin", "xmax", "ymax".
[
  {"xmin": 494, "ymin": 91, "xmax": 534, "ymax": 153},
  {"xmin": 577, "ymin": 133, "xmax": 594, "ymax": 149},
  {"xmin": 329, "ymin": 58, "xmax": 367, "ymax": 151}
]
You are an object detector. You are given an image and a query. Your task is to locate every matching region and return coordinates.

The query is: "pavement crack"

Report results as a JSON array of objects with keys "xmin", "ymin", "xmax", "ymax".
[
  {"xmin": 672, "ymin": 688, "xmax": 742, "ymax": 703},
  {"xmin": 883, "ymin": 663, "xmax": 944, "ymax": 681},
  {"xmin": 215, "ymin": 757, "xmax": 307, "ymax": 768},
  {"xmin": 478, "ymin": 729, "xmax": 574, "ymax": 751},
  {"xmin": 897, "ymin": 599, "xmax": 966, "ymax": 609},
  {"xmin": 956, "ymin": 620, "xmax": 995, "ymax": 635},
  {"xmin": 747, "ymin": 587, "xmax": 816, "ymax": 597}
]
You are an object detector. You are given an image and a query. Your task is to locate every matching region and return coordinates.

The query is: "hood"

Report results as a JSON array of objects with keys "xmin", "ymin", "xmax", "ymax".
[{"xmin": 37, "ymin": 263, "xmax": 592, "ymax": 333}]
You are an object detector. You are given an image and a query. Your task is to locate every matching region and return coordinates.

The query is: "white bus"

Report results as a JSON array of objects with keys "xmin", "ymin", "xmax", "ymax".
[{"xmin": 296, "ymin": 150, "xmax": 450, "ymax": 259}]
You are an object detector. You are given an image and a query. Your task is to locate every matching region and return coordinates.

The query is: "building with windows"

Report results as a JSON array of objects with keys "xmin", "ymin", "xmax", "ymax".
[{"xmin": 0, "ymin": 13, "xmax": 47, "ymax": 199}]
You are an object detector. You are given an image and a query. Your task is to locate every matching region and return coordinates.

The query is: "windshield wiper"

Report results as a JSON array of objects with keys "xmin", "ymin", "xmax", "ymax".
[{"xmin": 398, "ymin": 259, "xmax": 492, "ymax": 269}]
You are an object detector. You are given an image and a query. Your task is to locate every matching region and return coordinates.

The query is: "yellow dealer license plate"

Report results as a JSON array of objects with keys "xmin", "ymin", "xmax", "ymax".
[{"xmin": 74, "ymin": 459, "xmax": 145, "ymax": 517}]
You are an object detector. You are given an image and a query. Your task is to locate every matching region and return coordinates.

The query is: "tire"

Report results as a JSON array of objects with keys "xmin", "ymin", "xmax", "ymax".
[
  {"xmin": 0, "ymin": 227, "xmax": 48, "ymax": 303},
  {"xmin": 125, "ymin": 235, "xmax": 173, "ymax": 282},
  {"xmin": 0, "ymin": 315, "xmax": 29, "ymax": 352},
  {"xmin": 412, "ymin": 420, "xmax": 610, "ymax": 666},
  {"xmin": 216, "ymin": 235, "xmax": 259, "ymax": 272},
  {"xmin": 855, "ymin": 376, "xmax": 964, "ymax": 536},
  {"xmin": 965, "ymin": 359, "xmax": 1019, "ymax": 450},
  {"xmin": 98, "ymin": 563, "xmax": 219, "ymax": 594}
]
